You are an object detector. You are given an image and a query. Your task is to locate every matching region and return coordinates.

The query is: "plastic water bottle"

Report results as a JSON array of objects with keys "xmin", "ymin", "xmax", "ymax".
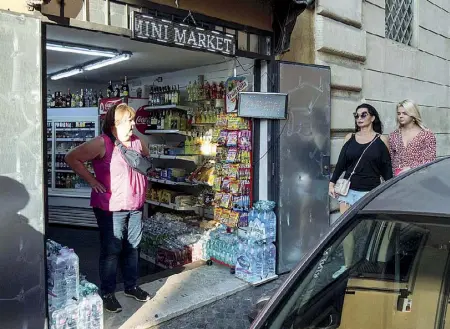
[
  {"xmin": 263, "ymin": 242, "xmax": 276, "ymax": 278},
  {"xmin": 253, "ymin": 243, "xmax": 264, "ymax": 283},
  {"xmin": 62, "ymin": 248, "xmax": 80, "ymax": 303},
  {"xmin": 79, "ymin": 294, "xmax": 104, "ymax": 329},
  {"xmin": 266, "ymin": 210, "xmax": 277, "ymax": 242},
  {"xmin": 48, "ymin": 252, "xmax": 68, "ymax": 309}
]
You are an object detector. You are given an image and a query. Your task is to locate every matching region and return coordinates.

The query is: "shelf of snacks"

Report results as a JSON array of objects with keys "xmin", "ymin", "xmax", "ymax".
[
  {"xmin": 149, "ymin": 154, "xmax": 201, "ymax": 162},
  {"xmin": 146, "ymin": 199, "xmax": 198, "ymax": 212},
  {"xmin": 145, "ymin": 104, "xmax": 192, "ymax": 112},
  {"xmin": 212, "ymin": 113, "xmax": 253, "ymax": 228},
  {"xmin": 144, "ymin": 129, "xmax": 190, "ymax": 135},
  {"xmin": 140, "ymin": 212, "xmax": 218, "ymax": 269},
  {"xmin": 148, "ymin": 177, "xmax": 197, "ymax": 187}
]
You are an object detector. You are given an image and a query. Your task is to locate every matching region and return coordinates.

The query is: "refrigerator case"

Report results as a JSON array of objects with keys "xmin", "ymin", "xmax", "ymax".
[{"xmin": 47, "ymin": 107, "xmax": 100, "ymax": 227}]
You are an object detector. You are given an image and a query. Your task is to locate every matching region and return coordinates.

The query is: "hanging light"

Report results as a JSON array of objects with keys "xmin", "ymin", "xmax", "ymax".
[
  {"xmin": 50, "ymin": 68, "xmax": 83, "ymax": 80},
  {"xmin": 46, "ymin": 43, "xmax": 117, "ymax": 58},
  {"xmin": 83, "ymin": 53, "xmax": 132, "ymax": 71}
]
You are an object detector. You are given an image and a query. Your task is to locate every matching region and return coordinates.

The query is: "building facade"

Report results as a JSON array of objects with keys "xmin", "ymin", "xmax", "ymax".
[{"xmin": 282, "ymin": 0, "xmax": 450, "ymax": 218}]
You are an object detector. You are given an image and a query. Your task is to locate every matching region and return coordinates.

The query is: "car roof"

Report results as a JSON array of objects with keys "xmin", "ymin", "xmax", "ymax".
[{"xmin": 359, "ymin": 157, "xmax": 450, "ymax": 218}]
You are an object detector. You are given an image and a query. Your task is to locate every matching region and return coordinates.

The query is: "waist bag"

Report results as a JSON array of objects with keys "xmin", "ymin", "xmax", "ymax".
[{"xmin": 107, "ymin": 134, "xmax": 152, "ymax": 176}]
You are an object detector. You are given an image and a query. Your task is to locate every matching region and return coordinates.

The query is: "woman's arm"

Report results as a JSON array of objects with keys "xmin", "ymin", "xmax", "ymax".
[
  {"xmin": 379, "ymin": 140, "xmax": 393, "ymax": 181},
  {"xmin": 330, "ymin": 133, "xmax": 352, "ymax": 184},
  {"xmin": 420, "ymin": 131, "xmax": 437, "ymax": 164},
  {"xmin": 65, "ymin": 136, "xmax": 106, "ymax": 193},
  {"xmin": 380, "ymin": 135, "xmax": 389, "ymax": 152}
]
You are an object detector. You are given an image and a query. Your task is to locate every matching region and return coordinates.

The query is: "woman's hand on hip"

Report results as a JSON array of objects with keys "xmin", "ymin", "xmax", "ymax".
[{"xmin": 90, "ymin": 180, "xmax": 106, "ymax": 193}]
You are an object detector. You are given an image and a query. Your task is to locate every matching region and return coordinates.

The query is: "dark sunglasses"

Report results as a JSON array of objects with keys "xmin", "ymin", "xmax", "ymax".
[{"xmin": 354, "ymin": 111, "xmax": 370, "ymax": 119}]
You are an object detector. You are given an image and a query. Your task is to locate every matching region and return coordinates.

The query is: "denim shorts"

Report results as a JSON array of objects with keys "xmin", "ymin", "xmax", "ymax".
[{"xmin": 338, "ymin": 189, "xmax": 368, "ymax": 206}]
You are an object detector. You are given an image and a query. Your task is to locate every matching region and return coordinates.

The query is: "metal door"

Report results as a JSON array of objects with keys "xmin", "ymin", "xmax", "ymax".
[
  {"xmin": 0, "ymin": 10, "xmax": 46, "ymax": 328},
  {"xmin": 272, "ymin": 62, "xmax": 331, "ymax": 273}
]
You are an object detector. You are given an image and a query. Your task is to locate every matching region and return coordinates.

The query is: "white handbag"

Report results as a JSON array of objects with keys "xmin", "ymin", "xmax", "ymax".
[{"xmin": 334, "ymin": 135, "xmax": 379, "ymax": 196}]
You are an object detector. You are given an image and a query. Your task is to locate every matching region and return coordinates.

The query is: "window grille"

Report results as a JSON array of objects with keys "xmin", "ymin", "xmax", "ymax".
[{"xmin": 385, "ymin": 0, "xmax": 414, "ymax": 45}]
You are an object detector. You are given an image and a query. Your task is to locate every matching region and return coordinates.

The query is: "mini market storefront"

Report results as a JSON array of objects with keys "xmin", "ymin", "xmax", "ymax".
[{"xmin": 0, "ymin": 1, "xmax": 332, "ymax": 328}]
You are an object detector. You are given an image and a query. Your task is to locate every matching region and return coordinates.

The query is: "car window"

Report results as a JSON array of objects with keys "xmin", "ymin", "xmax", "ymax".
[{"xmin": 264, "ymin": 217, "xmax": 450, "ymax": 329}]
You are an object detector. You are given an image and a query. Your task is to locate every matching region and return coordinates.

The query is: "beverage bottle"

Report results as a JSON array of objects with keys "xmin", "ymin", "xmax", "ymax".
[
  {"xmin": 79, "ymin": 89, "xmax": 84, "ymax": 107},
  {"xmin": 93, "ymin": 90, "xmax": 98, "ymax": 107},
  {"xmin": 98, "ymin": 90, "xmax": 103, "ymax": 105},
  {"xmin": 61, "ymin": 248, "xmax": 79, "ymax": 303},
  {"xmin": 148, "ymin": 86, "xmax": 154, "ymax": 106},
  {"xmin": 122, "ymin": 76, "xmax": 129, "ymax": 98},
  {"xmin": 114, "ymin": 84, "xmax": 120, "ymax": 98},
  {"xmin": 267, "ymin": 242, "xmax": 276, "ymax": 277},
  {"xmin": 180, "ymin": 113, "xmax": 187, "ymax": 131},
  {"xmin": 51, "ymin": 92, "xmax": 56, "ymax": 108},
  {"xmin": 150, "ymin": 112, "xmax": 158, "ymax": 130},
  {"xmin": 66, "ymin": 89, "xmax": 72, "ymax": 107},
  {"xmin": 48, "ymin": 250, "xmax": 68, "ymax": 309},
  {"xmin": 160, "ymin": 110, "xmax": 165, "ymax": 130},
  {"xmin": 254, "ymin": 243, "xmax": 263, "ymax": 283},
  {"xmin": 107, "ymin": 81, "xmax": 113, "ymax": 98},
  {"xmin": 164, "ymin": 110, "xmax": 171, "ymax": 130}
]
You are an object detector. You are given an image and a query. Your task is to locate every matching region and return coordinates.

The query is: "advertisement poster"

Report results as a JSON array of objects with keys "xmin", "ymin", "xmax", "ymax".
[
  {"xmin": 134, "ymin": 105, "xmax": 151, "ymax": 135},
  {"xmin": 98, "ymin": 98, "xmax": 122, "ymax": 117},
  {"xmin": 225, "ymin": 77, "xmax": 249, "ymax": 113}
]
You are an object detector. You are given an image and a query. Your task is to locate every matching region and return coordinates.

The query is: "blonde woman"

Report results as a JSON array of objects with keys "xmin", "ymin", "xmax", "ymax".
[
  {"xmin": 389, "ymin": 100, "xmax": 436, "ymax": 176},
  {"xmin": 65, "ymin": 103, "xmax": 151, "ymax": 313}
]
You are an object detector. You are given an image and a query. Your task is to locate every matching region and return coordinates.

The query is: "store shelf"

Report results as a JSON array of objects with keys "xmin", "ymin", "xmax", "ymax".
[
  {"xmin": 148, "ymin": 177, "xmax": 197, "ymax": 186},
  {"xmin": 55, "ymin": 138, "xmax": 88, "ymax": 142},
  {"xmin": 55, "ymin": 128, "xmax": 95, "ymax": 131},
  {"xmin": 145, "ymin": 104, "xmax": 191, "ymax": 112},
  {"xmin": 48, "ymin": 188, "xmax": 91, "ymax": 198},
  {"xmin": 191, "ymin": 123, "xmax": 216, "ymax": 126},
  {"xmin": 146, "ymin": 199, "xmax": 197, "ymax": 211},
  {"xmin": 55, "ymin": 168, "xmax": 94, "ymax": 173},
  {"xmin": 149, "ymin": 153, "xmax": 202, "ymax": 162},
  {"xmin": 144, "ymin": 129, "xmax": 189, "ymax": 135}
]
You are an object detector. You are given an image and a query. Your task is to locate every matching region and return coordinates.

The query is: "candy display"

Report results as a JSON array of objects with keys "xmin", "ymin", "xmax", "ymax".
[
  {"xmin": 212, "ymin": 113, "xmax": 252, "ymax": 228},
  {"xmin": 46, "ymin": 239, "xmax": 103, "ymax": 329}
]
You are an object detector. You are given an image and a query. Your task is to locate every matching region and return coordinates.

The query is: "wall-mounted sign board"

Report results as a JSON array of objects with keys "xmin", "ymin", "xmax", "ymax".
[
  {"xmin": 131, "ymin": 12, "xmax": 236, "ymax": 56},
  {"xmin": 238, "ymin": 92, "xmax": 288, "ymax": 119}
]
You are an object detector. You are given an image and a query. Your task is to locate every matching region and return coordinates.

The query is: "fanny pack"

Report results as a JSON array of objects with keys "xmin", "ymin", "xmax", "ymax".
[{"xmin": 107, "ymin": 134, "xmax": 152, "ymax": 176}]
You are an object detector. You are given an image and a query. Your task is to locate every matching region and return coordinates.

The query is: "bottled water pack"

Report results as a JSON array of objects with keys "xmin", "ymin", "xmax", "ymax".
[{"xmin": 46, "ymin": 239, "xmax": 103, "ymax": 329}]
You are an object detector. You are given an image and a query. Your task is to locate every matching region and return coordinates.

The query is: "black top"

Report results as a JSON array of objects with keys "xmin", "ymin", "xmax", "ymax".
[{"xmin": 331, "ymin": 134, "xmax": 393, "ymax": 192}]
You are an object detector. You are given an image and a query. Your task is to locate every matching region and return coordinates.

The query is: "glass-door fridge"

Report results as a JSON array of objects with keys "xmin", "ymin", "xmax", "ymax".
[{"xmin": 47, "ymin": 107, "xmax": 99, "ymax": 227}]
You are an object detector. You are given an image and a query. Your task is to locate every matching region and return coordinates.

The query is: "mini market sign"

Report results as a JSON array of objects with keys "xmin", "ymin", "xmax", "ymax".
[{"xmin": 131, "ymin": 12, "xmax": 236, "ymax": 55}]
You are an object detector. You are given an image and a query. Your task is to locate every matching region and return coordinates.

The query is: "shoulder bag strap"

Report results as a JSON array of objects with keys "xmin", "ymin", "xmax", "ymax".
[
  {"xmin": 107, "ymin": 133, "xmax": 129, "ymax": 154},
  {"xmin": 348, "ymin": 134, "xmax": 380, "ymax": 179}
]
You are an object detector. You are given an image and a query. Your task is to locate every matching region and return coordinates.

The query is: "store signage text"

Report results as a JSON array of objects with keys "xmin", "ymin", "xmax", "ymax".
[{"xmin": 132, "ymin": 13, "xmax": 235, "ymax": 55}]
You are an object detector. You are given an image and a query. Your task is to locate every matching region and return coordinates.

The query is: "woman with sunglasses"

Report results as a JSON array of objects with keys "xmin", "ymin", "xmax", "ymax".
[
  {"xmin": 389, "ymin": 99, "xmax": 436, "ymax": 176},
  {"xmin": 329, "ymin": 103, "xmax": 393, "ymax": 214}
]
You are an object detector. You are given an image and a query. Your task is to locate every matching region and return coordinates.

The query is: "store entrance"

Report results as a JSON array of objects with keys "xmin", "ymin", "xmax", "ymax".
[{"xmin": 44, "ymin": 23, "xmax": 257, "ymax": 322}]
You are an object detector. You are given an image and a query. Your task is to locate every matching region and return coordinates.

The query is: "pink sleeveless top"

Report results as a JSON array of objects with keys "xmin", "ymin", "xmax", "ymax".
[{"xmin": 90, "ymin": 134, "xmax": 148, "ymax": 212}]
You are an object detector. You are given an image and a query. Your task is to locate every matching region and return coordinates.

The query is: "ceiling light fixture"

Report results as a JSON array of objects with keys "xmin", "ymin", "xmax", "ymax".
[
  {"xmin": 83, "ymin": 53, "xmax": 132, "ymax": 71},
  {"xmin": 46, "ymin": 43, "xmax": 117, "ymax": 58},
  {"xmin": 50, "ymin": 68, "xmax": 84, "ymax": 80}
]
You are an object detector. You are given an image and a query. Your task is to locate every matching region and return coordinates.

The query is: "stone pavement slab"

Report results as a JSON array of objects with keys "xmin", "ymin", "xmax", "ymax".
[{"xmin": 104, "ymin": 264, "xmax": 249, "ymax": 329}]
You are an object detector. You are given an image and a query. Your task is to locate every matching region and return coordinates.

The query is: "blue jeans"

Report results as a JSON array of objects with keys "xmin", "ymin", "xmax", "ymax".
[
  {"xmin": 337, "ymin": 189, "xmax": 368, "ymax": 206},
  {"xmin": 93, "ymin": 208, "xmax": 143, "ymax": 295}
]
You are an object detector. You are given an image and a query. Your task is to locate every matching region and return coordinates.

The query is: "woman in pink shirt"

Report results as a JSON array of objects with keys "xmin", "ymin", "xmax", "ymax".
[
  {"xmin": 65, "ymin": 103, "xmax": 150, "ymax": 313},
  {"xmin": 389, "ymin": 99, "xmax": 436, "ymax": 176}
]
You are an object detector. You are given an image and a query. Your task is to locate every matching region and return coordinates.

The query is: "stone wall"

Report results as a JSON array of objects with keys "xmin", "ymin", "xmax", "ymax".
[{"xmin": 313, "ymin": 0, "xmax": 450, "ymax": 165}]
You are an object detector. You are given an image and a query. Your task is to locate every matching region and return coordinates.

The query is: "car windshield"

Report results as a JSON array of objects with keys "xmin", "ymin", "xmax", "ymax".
[{"xmin": 266, "ymin": 216, "xmax": 450, "ymax": 329}]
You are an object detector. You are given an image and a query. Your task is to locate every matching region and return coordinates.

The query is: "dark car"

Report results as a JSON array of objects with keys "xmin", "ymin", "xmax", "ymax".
[{"xmin": 251, "ymin": 157, "xmax": 450, "ymax": 329}]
